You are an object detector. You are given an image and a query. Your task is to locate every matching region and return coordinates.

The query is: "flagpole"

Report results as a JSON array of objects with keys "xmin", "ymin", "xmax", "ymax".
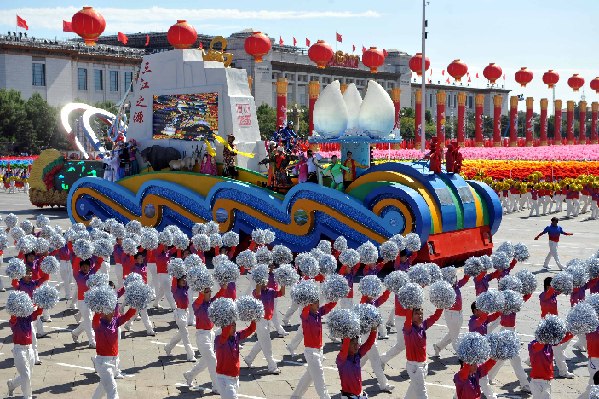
[{"xmin": 420, "ymin": 0, "xmax": 427, "ymax": 152}]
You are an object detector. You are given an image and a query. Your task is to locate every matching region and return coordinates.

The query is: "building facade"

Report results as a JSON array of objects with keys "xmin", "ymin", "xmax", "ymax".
[{"xmin": 0, "ymin": 33, "xmax": 142, "ymax": 107}]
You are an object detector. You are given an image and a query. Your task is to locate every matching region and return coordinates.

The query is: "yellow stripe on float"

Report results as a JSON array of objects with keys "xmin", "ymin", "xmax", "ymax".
[{"xmin": 469, "ymin": 187, "xmax": 484, "ymax": 227}]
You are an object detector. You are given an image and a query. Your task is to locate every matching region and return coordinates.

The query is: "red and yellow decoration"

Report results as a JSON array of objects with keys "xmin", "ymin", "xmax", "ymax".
[{"xmin": 71, "ymin": 6, "xmax": 106, "ymax": 46}]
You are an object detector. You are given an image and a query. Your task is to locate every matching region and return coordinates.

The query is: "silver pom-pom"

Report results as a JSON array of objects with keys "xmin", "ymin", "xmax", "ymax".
[
  {"xmin": 264, "ymin": 229, "xmax": 275, "ymax": 244},
  {"xmin": 6, "ymin": 258, "xmax": 27, "ymax": 279},
  {"xmin": 87, "ymin": 272, "xmax": 109, "ymax": 288},
  {"xmin": 339, "ymin": 249, "xmax": 360, "ymax": 267},
  {"xmin": 359, "ymin": 275, "xmax": 383, "ymax": 298},
  {"xmin": 590, "ymin": 386, "xmax": 599, "ymax": 399},
  {"xmin": 464, "ymin": 257, "xmax": 484, "ymax": 277},
  {"xmin": 551, "ymin": 271, "xmax": 574, "ymax": 295},
  {"xmin": 310, "ymin": 248, "xmax": 325, "ymax": 261},
  {"xmin": 389, "ymin": 234, "xmax": 407, "ymax": 251},
  {"xmin": 184, "ymin": 254, "xmax": 205, "ymax": 269},
  {"xmin": 322, "ymin": 274, "xmax": 350, "ymax": 302},
  {"xmin": 513, "ymin": 242, "xmax": 529, "ymax": 262},
  {"xmin": 210, "ymin": 233, "xmax": 223, "ymax": 248},
  {"xmin": 236, "ymin": 295, "xmax": 265, "ymax": 321},
  {"xmin": 405, "ymin": 233, "xmax": 422, "ymax": 252},
  {"xmin": 165, "ymin": 225, "xmax": 184, "ymax": 237},
  {"xmin": 34, "ymin": 237, "xmax": 49, "ymax": 254},
  {"xmin": 125, "ymin": 220, "xmax": 142, "ymax": 235},
  {"xmin": 567, "ymin": 302, "xmax": 599, "ymax": 335},
  {"xmin": 9, "ymin": 226, "xmax": 26, "ymax": 242},
  {"xmin": 89, "ymin": 217, "xmax": 104, "ymax": 230},
  {"xmin": 16, "ymin": 235, "xmax": 36, "ymax": 254},
  {"xmin": 425, "ymin": 263, "xmax": 442, "ymax": 282},
  {"xmin": 140, "ymin": 228, "xmax": 159, "ymax": 250},
  {"xmin": 93, "ymin": 239, "xmax": 114, "ymax": 259},
  {"xmin": 205, "ymin": 221, "xmax": 220, "ymax": 235},
  {"xmin": 222, "ymin": 231, "xmax": 239, "ymax": 248},
  {"xmin": 290, "ymin": 279, "xmax": 320, "ymax": 306},
  {"xmin": 502, "ymin": 290, "xmax": 524, "ymax": 314},
  {"xmin": 319, "ymin": 254, "xmax": 338, "ymax": 275},
  {"xmin": 273, "ymin": 264, "xmax": 299, "ymax": 286},
  {"xmin": 333, "ymin": 236, "xmax": 348, "ymax": 252},
  {"xmin": 19, "ymin": 220, "xmax": 34, "ymax": 234},
  {"xmin": 586, "ymin": 294, "xmax": 599, "ymax": 316},
  {"xmin": 48, "ymin": 234, "xmax": 66, "ymax": 252},
  {"xmin": 40, "ymin": 256, "xmax": 59, "ymax": 274},
  {"xmin": 251, "ymin": 228, "xmax": 266, "ymax": 245},
  {"xmin": 187, "ymin": 266, "xmax": 213, "ymax": 292},
  {"xmin": 103, "ymin": 218, "xmax": 117, "ymax": 231},
  {"xmin": 441, "ymin": 266, "xmax": 458, "ymax": 285},
  {"xmin": 158, "ymin": 230, "xmax": 173, "ymax": 247},
  {"xmin": 33, "ymin": 284, "xmax": 60, "ymax": 309},
  {"xmin": 85, "ymin": 286, "xmax": 118, "ymax": 314},
  {"xmin": 429, "ymin": 280, "xmax": 457, "ymax": 309},
  {"xmin": 498, "ymin": 276, "xmax": 523, "ymax": 293},
  {"xmin": 328, "ymin": 308, "xmax": 361, "ymax": 339},
  {"xmin": 236, "ymin": 250, "xmax": 257, "ymax": 270},
  {"xmin": 167, "ymin": 258, "xmax": 187, "ymax": 279},
  {"xmin": 457, "ymin": 332, "xmax": 491, "ymax": 365},
  {"xmin": 4, "ymin": 213, "xmax": 18, "ymax": 228},
  {"xmin": 6, "ymin": 291, "xmax": 34, "ymax": 317},
  {"xmin": 73, "ymin": 239, "xmax": 94, "ymax": 260},
  {"xmin": 192, "ymin": 223, "xmax": 206, "ymax": 235},
  {"xmin": 39, "ymin": 225, "xmax": 55, "ymax": 240},
  {"xmin": 353, "ymin": 303, "xmax": 382, "ymax": 335},
  {"xmin": 408, "ymin": 264, "xmax": 432, "ymax": 287},
  {"xmin": 535, "ymin": 315, "xmax": 567, "ymax": 345},
  {"xmin": 475, "ymin": 289, "xmax": 505, "ymax": 313},
  {"xmin": 192, "ymin": 233, "xmax": 211, "ymax": 252},
  {"xmin": 251, "ymin": 264, "xmax": 270, "ymax": 285},
  {"xmin": 74, "ymin": 230, "xmax": 91, "ymax": 242},
  {"xmin": 565, "ymin": 264, "xmax": 588, "ymax": 288},
  {"xmin": 496, "ymin": 241, "xmax": 515, "ymax": 259},
  {"xmin": 379, "ymin": 240, "xmax": 399, "ymax": 262},
  {"xmin": 317, "ymin": 240, "xmax": 332, "ymax": 255},
  {"xmin": 36, "ymin": 214, "xmax": 50, "ymax": 228},
  {"xmin": 124, "ymin": 272, "xmax": 143, "ymax": 287},
  {"xmin": 491, "ymin": 251, "xmax": 511, "ymax": 270},
  {"xmin": 121, "ymin": 237, "xmax": 139, "ymax": 256},
  {"xmin": 255, "ymin": 246, "xmax": 273, "ymax": 265},
  {"xmin": 173, "ymin": 233, "xmax": 190, "ymax": 250},
  {"xmin": 357, "ymin": 241, "xmax": 378, "ymax": 264},
  {"xmin": 397, "ymin": 282, "xmax": 424, "ymax": 309},
  {"xmin": 384, "ymin": 270, "xmax": 409, "ymax": 293},
  {"xmin": 296, "ymin": 252, "xmax": 319, "ymax": 278},
  {"xmin": 272, "ymin": 244, "xmax": 293, "ymax": 265},
  {"xmin": 0, "ymin": 233, "xmax": 9, "ymax": 250},
  {"xmin": 514, "ymin": 269, "xmax": 537, "ymax": 295},
  {"xmin": 488, "ymin": 330, "xmax": 521, "ymax": 360},
  {"xmin": 213, "ymin": 254, "xmax": 229, "ymax": 268},
  {"xmin": 588, "ymin": 257, "xmax": 599, "ymax": 280},
  {"xmin": 479, "ymin": 255, "xmax": 493, "ymax": 271},
  {"xmin": 208, "ymin": 297, "xmax": 238, "ymax": 327},
  {"xmin": 214, "ymin": 260, "xmax": 240, "ymax": 286},
  {"xmin": 124, "ymin": 282, "xmax": 153, "ymax": 310}
]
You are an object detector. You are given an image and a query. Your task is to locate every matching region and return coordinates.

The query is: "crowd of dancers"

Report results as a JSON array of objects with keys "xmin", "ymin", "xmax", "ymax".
[{"xmin": 2, "ymin": 212, "xmax": 599, "ymax": 399}]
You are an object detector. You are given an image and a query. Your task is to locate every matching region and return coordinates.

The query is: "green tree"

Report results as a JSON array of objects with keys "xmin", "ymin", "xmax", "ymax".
[{"xmin": 256, "ymin": 103, "xmax": 277, "ymax": 140}]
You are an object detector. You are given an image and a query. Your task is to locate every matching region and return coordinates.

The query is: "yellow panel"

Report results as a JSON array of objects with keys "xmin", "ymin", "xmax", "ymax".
[{"xmin": 469, "ymin": 187, "xmax": 484, "ymax": 227}]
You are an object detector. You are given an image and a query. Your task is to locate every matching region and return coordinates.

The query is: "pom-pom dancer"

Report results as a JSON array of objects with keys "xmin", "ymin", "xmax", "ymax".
[
  {"xmin": 434, "ymin": 274, "xmax": 470, "ymax": 356},
  {"xmin": 528, "ymin": 327, "xmax": 574, "ymax": 397},
  {"xmin": 122, "ymin": 252, "xmax": 156, "ymax": 336},
  {"xmin": 215, "ymin": 321, "xmax": 257, "ymax": 399},
  {"xmin": 153, "ymin": 243, "xmax": 176, "ymax": 309},
  {"xmin": 164, "ymin": 274, "xmax": 195, "ymax": 361},
  {"xmin": 71, "ymin": 258, "xmax": 100, "ymax": 348},
  {"xmin": 336, "ymin": 328, "xmax": 377, "ymax": 399}
]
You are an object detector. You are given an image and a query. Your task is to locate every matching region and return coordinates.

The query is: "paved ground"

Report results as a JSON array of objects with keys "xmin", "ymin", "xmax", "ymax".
[{"xmin": 0, "ymin": 190, "xmax": 598, "ymax": 399}]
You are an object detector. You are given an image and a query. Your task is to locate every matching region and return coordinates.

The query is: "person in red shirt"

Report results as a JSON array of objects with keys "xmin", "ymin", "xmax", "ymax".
[
  {"xmin": 580, "ymin": 325, "xmax": 599, "ymax": 398},
  {"xmin": 336, "ymin": 328, "xmax": 377, "ymax": 399},
  {"xmin": 7, "ymin": 306, "xmax": 44, "ymax": 398},
  {"xmin": 91, "ymin": 305, "xmax": 136, "ymax": 398},
  {"xmin": 164, "ymin": 275, "xmax": 194, "ymax": 360},
  {"xmin": 56, "ymin": 242, "xmax": 73, "ymax": 306},
  {"xmin": 454, "ymin": 359, "xmax": 497, "ymax": 399},
  {"xmin": 122, "ymin": 252, "xmax": 156, "ymax": 336},
  {"xmin": 145, "ymin": 243, "xmax": 158, "ymax": 292},
  {"xmin": 71, "ymin": 258, "xmax": 101, "ymax": 348},
  {"xmin": 152, "ymin": 244, "xmax": 175, "ymax": 310},
  {"xmin": 384, "ymin": 250, "xmax": 415, "ymax": 332},
  {"xmin": 338, "ymin": 262, "xmax": 360, "ymax": 310},
  {"xmin": 113, "ymin": 238, "xmax": 124, "ymax": 289},
  {"xmin": 434, "ymin": 275, "xmax": 470, "ymax": 357},
  {"xmin": 215, "ymin": 321, "xmax": 256, "ymax": 399},
  {"xmin": 535, "ymin": 217, "xmax": 572, "ymax": 270},
  {"xmin": 245, "ymin": 283, "xmax": 285, "ymax": 374},
  {"xmin": 290, "ymin": 300, "xmax": 337, "ymax": 399},
  {"xmin": 403, "ymin": 307, "xmax": 444, "ymax": 398},
  {"xmin": 528, "ymin": 332, "xmax": 574, "ymax": 397}
]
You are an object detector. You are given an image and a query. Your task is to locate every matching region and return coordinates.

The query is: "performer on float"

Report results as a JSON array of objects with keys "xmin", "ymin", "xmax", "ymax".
[
  {"xmin": 424, "ymin": 137, "xmax": 442, "ymax": 174},
  {"xmin": 342, "ymin": 151, "xmax": 367, "ymax": 189},
  {"xmin": 336, "ymin": 328, "xmax": 377, "ymax": 399},
  {"xmin": 215, "ymin": 321, "xmax": 257, "ymax": 399},
  {"xmin": 306, "ymin": 149, "xmax": 323, "ymax": 184},
  {"xmin": 535, "ymin": 217, "xmax": 572, "ymax": 270},
  {"xmin": 280, "ymin": 121, "xmax": 297, "ymax": 152},
  {"xmin": 222, "ymin": 134, "xmax": 238, "ymax": 178},
  {"xmin": 323, "ymin": 155, "xmax": 349, "ymax": 191}
]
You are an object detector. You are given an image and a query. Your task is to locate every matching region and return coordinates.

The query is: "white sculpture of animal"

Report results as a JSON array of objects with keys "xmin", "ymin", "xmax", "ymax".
[{"xmin": 169, "ymin": 159, "xmax": 184, "ymax": 170}]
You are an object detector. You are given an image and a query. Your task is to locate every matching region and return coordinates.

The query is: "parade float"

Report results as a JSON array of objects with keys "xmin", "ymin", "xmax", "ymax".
[{"xmin": 28, "ymin": 19, "xmax": 501, "ymax": 265}]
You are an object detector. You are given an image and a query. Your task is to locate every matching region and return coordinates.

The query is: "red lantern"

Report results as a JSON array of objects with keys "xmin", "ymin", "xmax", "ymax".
[
  {"xmin": 447, "ymin": 59, "xmax": 468, "ymax": 82},
  {"xmin": 483, "ymin": 63, "xmax": 502, "ymax": 84},
  {"xmin": 71, "ymin": 6, "xmax": 106, "ymax": 46},
  {"xmin": 362, "ymin": 47, "xmax": 385, "ymax": 73},
  {"xmin": 308, "ymin": 40, "xmax": 334, "ymax": 69},
  {"xmin": 590, "ymin": 77, "xmax": 599, "ymax": 94},
  {"xmin": 244, "ymin": 32, "xmax": 271, "ymax": 62},
  {"xmin": 542, "ymin": 70, "xmax": 559, "ymax": 88},
  {"xmin": 514, "ymin": 67, "xmax": 533, "ymax": 87},
  {"xmin": 409, "ymin": 53, "xmax": 430, "ymax": 76},
  {"xmin": 167, "ymin": 20, "xmax": 197, "ymax": 49},
  {"xmin": 567, "ymin": 73, "xmax": 585, "ymax": 92}
]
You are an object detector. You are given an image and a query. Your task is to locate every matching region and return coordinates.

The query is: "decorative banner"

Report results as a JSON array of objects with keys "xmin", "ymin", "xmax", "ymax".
[
  {"xmin": 328, "ymin": 51, "xmax": 360, "ymax": 69},
  {"xmin": 235, "ymin": 103, "xmax": 252, "ymax": 127},
  {"xmin": 152, "ymin": 93, "xmax": 218, "ymax": 141}
]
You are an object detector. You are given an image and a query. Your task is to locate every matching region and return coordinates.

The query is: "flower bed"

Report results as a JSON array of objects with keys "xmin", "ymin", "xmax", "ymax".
[{"xmin": 460, "ymin": 160, "xmax": 599, "ymax": 180}]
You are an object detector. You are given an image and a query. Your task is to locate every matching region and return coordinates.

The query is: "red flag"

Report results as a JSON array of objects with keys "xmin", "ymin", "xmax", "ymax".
[
  {"xmin": 476, "ymin": 72, "xmax": 479, "ymax": 78},
  {"xmin": 441, "ymin": 69, "xmax": 445, "ymax": 76},
  {"xmin": 466, "ymin": 71, "xmax": 470, "ymax": 77},
  {"xmin": 503, "ymin": 74, "xmax": 506, "ymax": 80},
  {"xmin": 293, "ymin": 37, "xmax": 297, "ymax": 46},
  {"xmin": 279, "ymin": 36, "xmax": 284, "ymax": 45},
  {"xmin": 352, "ymin": 44, "xmax": 355, "ymax": 52},
  {"xmin": 446, "ymin": 77, "xmax": 450, "ymax": 84},
  {"xmin": 383, "ymin": 49, "xmax": 388, "ymax": 57},
  {"xmin": 468, "ymin": 77, "xmax": 472, "ymax": 83},
  {"xmin": 430, "ymin": 69, "xmax": 433, "ymax": 75},
  {"xmin": 199, "ymin": 41, "xmax": 203, "ymax": 50},
  {"xmin": 305, "ymin": 38, "xmax": 310, "ymax": 47},
  {"xmin": 62, "ymin": 20, "xmax": 73, "ymax": 32},
  {"xmin": 362, "ymin": 45, "xmax": 366, "ymax": 53},
  {"xmin": 117, "ymin": 32, "xmax": 128, "ymax": 45},
  {"xmin": 336, "ymin": 32, "xmax": 342, "ymax": 43},
  {"xmin": 145, "ymin": 34, "xmax": 150, "ymax": 46},
  {"xmin": 16, "ymin": 15, "xmax": 28, "ymax": 30}
]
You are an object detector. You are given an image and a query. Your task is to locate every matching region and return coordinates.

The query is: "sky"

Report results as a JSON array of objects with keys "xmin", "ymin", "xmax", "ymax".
[{"xmin": 2, "ymin": 0, "xmax": 599, "ymax": 112}]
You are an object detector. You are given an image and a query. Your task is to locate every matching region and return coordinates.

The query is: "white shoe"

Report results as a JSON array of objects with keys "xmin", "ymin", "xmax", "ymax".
[
  {"xmin": 165, "ymin": 345, "xmax": 172, "ymax": 357},
  {"xmin": 521, "ymin": 385, "xmax": 531, "ymax": 393},
  {"xmin": 147, "ymin": 330, "xmax": 156, "ymax": 336},
  {"xmin": 7, "ymin": 379, "xmax": 14, "ymax": 396},
  {"xmin": 135, "ymin": 314, "xmax": 141, "ymax": 321},
  {"xmin": 282, "ymin": 319, "xmax": 290, "ymax": 326},
  {"xmin": 286, "ymin": 344, "xmax": 296, "ymax": 357},
  {"xmin": 89, "ymin": 343, "xmax": 96, "ymax": 349},
  {"xmin": 433, "ymin": 343, "xmax": 441, "ymax": 357},
  {"xmin": 115, "ymin": 372, "xmax": 125, "ymax": 379},
  {"xmin": 380, "ymin": 384, "xmax": 395, "ymax": 392},
  {"xmin": 43, "ymin": 316, "xmax": 52, "ymax": 322},
  {"xmin": 244, "ymin": 358, "xmax": 252, "ymax": 368},
  {"xmin": 35, "ymin": 359, "xmax": 42, "ymax": 365},
  {"xmin": 559, "ymin": 372, "xmax": 575, "ymax": 379},
  {"xmin": 267, "ymin": 367, "xmax": 281, "ymax": 374},
  {"xmin": 71, "ymin": 332, "xmax": 79, "ymax": 343},
  {"xmin": 277, "ymin": 331, "xmax": 289, "ymax": 338},
  {"xmin": 488, "ymin": 379, "xmax": 495, "ymax": 385},
  {"xmin": 183, "ymin": 371, "xmax": 193, "ymax": 387}
]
